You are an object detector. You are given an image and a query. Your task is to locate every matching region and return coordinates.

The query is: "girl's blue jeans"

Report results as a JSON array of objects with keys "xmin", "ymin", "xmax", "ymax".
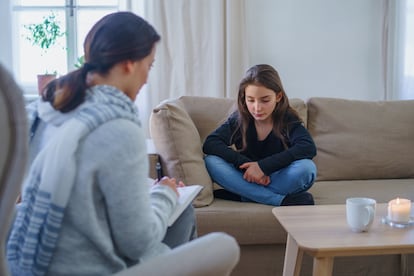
[{"xmin": 204, "ymin": 155, "xmax": 317, "ymax": 206}]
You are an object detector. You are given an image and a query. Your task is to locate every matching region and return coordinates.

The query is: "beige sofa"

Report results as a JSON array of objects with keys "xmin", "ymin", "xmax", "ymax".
[{"xmin": 149, "ymin": 96, "xmax": 414, "ymax": 276}]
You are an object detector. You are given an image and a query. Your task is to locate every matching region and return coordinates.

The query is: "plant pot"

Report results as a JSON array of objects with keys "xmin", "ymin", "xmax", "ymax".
[{"xmin": 37, "ymin": 74, "xmax": 56, "ymax": 95}]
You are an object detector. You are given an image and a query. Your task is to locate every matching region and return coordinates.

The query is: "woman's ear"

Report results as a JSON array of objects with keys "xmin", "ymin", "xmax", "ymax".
[{"xmin": 121, "ymin": 60, "xmax": 135, "ymax": 73}]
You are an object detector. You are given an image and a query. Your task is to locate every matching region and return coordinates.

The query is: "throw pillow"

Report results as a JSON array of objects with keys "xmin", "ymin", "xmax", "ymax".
[
  {"xmin": 150, "ymin": 100, "xmax": 214, "ymax": 207},
  {"xmin": 307, "ymin": 97, "xmax": 414, "ymax": 181}
]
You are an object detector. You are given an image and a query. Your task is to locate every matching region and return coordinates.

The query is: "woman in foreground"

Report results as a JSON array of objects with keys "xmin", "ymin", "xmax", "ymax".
[{"xmin": 7, "ymin": 11, "xmax": 195, "ymax": 275}]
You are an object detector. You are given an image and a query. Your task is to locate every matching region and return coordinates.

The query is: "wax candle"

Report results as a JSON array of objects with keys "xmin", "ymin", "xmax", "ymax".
[{"xmin": 388, "ymin": 198, "xmax": 412, "ymax": 223}]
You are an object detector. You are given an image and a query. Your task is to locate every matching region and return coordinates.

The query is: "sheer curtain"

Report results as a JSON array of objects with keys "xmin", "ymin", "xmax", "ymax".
[
  {"xmin": 384, "ymin": 0, "xmax": 414, "ymax": 100},
  {"xmin": 129, "ymin": 0, "xmax": 248, "ymax": 137},
  {"xmin": 402, "ymin": 0, "xmax": 414, "ymax": 99}
]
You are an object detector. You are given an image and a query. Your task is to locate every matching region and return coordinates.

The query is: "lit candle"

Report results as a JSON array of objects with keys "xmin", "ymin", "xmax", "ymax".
[{"xmin": 388, "ymin": 198, "xmax": 412, "ymax": 223}]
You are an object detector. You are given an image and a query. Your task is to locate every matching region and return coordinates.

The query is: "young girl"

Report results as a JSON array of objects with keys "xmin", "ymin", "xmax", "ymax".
[
  {"xmin": 7, "ymin": 12, "xmax": 195, "ymax": 275},
  {"xmin": 203, "ymin": 64, "xmax": 317, "ymax": 206}
]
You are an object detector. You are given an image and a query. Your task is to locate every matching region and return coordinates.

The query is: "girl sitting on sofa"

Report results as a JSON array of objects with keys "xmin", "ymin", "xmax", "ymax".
[{"xmin": 203, "ymin": 64, "xmax": 317, "ymax": 206}]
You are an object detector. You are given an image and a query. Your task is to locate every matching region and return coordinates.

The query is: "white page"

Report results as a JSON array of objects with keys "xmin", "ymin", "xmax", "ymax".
[
  {"xmin": 147, "ymin": 178, "xmax": 203, "ymax": 227},
  {"xmin": 168, "ymin": 185, "xmax": 203, "ymax": 226}
]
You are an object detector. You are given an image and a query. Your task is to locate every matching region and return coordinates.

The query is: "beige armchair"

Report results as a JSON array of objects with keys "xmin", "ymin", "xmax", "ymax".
[{"xmin": 0, "ymin": 63, "xmax": 240, "ymax": 276}]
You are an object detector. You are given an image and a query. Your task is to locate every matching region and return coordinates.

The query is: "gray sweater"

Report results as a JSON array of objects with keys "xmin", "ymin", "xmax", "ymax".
[{"xmin": 29, "ymin": 100, "xmax": 178, "ymax": 275}]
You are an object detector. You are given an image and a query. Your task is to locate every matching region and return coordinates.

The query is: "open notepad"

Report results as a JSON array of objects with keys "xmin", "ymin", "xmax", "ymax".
[
  {"xmin": 167, "ymin": 184, "xmax": 203, "ymax": 226},
  {"xmin": 148, "ymin": 178, "xmax": 203, "ymax": 226}
]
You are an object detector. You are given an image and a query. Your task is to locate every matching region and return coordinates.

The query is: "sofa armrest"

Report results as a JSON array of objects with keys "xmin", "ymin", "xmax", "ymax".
[
  {"xmin": 147, "ymin": 153, "xmax": 160, "ymax": 180},
  {"xmin": 146, "ymin": 138, "xmax": 160, "ymax": 180},
  {"xmin": 113, "ymin": 232, "xmax": 240, "ymax": 276}
]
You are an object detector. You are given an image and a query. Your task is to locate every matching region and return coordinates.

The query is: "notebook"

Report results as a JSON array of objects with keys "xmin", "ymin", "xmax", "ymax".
[
  {"xmin": 147, "ymin": 178, "xmax": 203, "ymax": 226},
  {"xmin": 167, "ymin": 184, "xmax": 203, "ymax": 226}
]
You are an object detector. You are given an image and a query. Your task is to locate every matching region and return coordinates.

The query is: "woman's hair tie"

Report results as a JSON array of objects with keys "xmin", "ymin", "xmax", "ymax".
[{"xmin": 82, "ymin": 62, "xmax": 96, "ymax": 73}]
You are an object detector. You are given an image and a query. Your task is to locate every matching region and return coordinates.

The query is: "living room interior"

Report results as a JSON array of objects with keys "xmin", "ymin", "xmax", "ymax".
[
  {"xmin": 1, "ymin": 0, "xmax": 413, "ymax": 134},
  {"xmin": 1, "ymin": 0, "xmax": 413, "ymax": 276}
]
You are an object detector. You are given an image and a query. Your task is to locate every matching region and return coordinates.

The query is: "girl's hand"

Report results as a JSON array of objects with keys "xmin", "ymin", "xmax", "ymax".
[{"xmin": 239, "ymin": 162, "xmax": 270, "ymax": 186}]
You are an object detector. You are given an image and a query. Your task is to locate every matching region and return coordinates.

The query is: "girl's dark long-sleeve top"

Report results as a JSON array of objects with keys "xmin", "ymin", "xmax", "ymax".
[{"xmin": 202, "ymin": 111, "xmax": 317, "ymax": 176}]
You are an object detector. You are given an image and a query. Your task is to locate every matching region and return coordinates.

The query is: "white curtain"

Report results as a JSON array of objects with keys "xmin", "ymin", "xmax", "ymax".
[
  {"xmin": 384, "ymin": 0, "xmax": 414, "ymax": 100},
  {"xmin": 401, "ymin": 0, "xmax": 414, "ymax": 99},
  {"xmin": 129, "ymin": 0, "xmax": 248, "ymax": 137}
]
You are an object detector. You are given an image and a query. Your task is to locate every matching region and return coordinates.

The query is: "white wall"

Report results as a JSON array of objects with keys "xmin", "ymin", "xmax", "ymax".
[{"xmin": 245, "ymin": 0, "xmax": 385, "ymax": 101}]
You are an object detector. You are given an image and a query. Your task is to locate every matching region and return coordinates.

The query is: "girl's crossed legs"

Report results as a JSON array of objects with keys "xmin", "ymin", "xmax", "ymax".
[{"xmin": 204, "ymin": 155, "xmax": 316, "ymax": 206}]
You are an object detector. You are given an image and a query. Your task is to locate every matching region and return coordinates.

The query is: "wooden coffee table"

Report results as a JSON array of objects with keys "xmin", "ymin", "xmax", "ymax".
[{"xmin": 272, "ymin": 204, "xmax": 414, "ymax": 276}]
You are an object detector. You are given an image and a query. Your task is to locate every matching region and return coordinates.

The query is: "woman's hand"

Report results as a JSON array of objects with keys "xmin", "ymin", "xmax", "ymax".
[
  {"xmin": 239, "ymin": 162, "xmax": 270, "ymax": 186},
  {"xmin": 156, "ymin": 176, "xmax": 185, "ymax": 196}
]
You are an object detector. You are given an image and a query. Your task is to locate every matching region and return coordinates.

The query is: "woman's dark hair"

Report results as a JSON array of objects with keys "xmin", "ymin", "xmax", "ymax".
[
  {"xmin": 43, "ymin": 11, "xmax": 161, "ymax": 112},
  {"xmin": 235, "ymin": 64, "xmax": 301, "ymax": 150}
]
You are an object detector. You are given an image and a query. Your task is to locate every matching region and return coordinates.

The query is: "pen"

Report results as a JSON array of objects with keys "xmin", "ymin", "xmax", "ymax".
[{"xmin": 156, "ymin": 162, "xmax": 162, "ymax": 181}]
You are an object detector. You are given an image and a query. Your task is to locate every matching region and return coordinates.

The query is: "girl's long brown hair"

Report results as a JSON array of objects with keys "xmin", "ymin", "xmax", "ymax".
[
  {"xmin": 42, "ymin": 12, "xmax": 160, "ymax": 113},
  {"xmin": 235, "ymin": 64, "xmax": 301, "ymax": 150}
]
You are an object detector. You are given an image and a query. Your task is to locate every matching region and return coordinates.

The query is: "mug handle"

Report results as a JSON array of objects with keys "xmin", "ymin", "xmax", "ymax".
[{"xmin": 363, "ymin": 205, "xmax": 375, "ymax": 227}]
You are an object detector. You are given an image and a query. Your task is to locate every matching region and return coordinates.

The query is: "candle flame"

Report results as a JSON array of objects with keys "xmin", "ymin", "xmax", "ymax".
[{"xmin": 396, "ymin": 197, "xmax": 400, "ymax": 204}]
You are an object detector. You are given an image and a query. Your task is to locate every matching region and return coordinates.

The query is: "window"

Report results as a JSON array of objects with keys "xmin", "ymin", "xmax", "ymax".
[{"xmin": 11, "ymin": 0, "xmax": 128, "ymax": 94}]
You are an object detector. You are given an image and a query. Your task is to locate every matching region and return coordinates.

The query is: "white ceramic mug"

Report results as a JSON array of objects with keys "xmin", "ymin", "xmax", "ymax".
[{"xmin": 346, "ymin": 197, "xmax": 376, "ymax": 232}]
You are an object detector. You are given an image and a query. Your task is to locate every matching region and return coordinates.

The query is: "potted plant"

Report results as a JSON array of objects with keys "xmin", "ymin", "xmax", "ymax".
[
  {"xmin": 24, "ymin": 12, "xmax": 65, "ymax": 94},
  {"xmin": 74, "ymin": 55, "xmax": 85, "ymax": 69}
]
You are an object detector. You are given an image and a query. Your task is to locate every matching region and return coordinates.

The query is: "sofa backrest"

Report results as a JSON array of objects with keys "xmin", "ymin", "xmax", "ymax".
[
  {"xmin": 150, "ymin": 96, "xmax": 306, "ymax": 207},
  {"xmin": 178, "ymin": 96, "xmax": 308, "ymax": 141},
  {"xmin": 307, "ymin": 97, "xmax": 414, "ymax": 181},
  {"xmin": 178, "ymin": 96, "xmax": 236, "ymax": 141}
]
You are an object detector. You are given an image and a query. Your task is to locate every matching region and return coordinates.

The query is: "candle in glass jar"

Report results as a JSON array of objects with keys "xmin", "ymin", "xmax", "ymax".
[{"xmin": 388, "ymin": 198, "xmax": 411, "ymax": 223}]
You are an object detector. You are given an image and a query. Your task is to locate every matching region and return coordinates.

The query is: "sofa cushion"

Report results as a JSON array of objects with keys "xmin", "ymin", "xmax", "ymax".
[
  {"xmin": 195, "ymin": 199, "xmax": 287, "ymax": 244},
  {"xmin": 150, "ymin": 99, "xmax": 214, "ymax": 207},
  {"xmin": 307, "ymin": 97, "xmax": 414, "ymax": 181}
]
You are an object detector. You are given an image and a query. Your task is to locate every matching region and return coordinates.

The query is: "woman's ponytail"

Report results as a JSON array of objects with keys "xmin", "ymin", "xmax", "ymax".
[{"xmin": 42, "ymin": 65, "xmax": 90, "ymax": 113}]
